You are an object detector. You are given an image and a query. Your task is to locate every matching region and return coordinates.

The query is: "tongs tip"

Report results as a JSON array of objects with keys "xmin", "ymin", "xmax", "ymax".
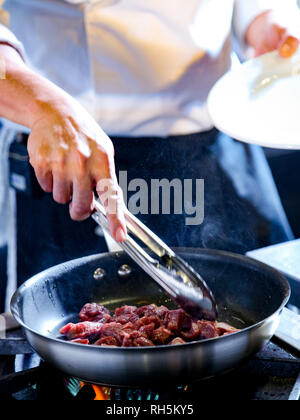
[{"xmin": 93, "ymin": 200, "xmax": 218, "ymax": 322}]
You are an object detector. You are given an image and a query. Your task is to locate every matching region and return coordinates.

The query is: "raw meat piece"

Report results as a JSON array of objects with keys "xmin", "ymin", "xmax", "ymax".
[
  {"xmin": 79, "ymin": 303, "xmax": 111, "ymax": 323},
  {"xmin": 60, "ymin": 322, "xmax": 103, "ymax": 340},
  {"xmin": 71, "ymin": 338, "xmax": 89, "ymax": 345}
]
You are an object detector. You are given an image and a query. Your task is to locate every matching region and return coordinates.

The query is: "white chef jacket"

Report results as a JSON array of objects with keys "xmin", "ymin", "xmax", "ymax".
[{"xmin": 0, "ymin": 0, "xmax": 289, "ymax": 137}]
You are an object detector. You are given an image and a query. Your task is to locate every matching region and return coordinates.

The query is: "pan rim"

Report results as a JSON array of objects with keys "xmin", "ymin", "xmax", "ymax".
[{"xmin": 10, "ymin": 248, "xmax": 291, "ymax": 352}]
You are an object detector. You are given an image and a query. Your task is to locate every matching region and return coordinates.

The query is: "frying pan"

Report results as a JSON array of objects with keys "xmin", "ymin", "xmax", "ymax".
[{"xmin": 11, "ymin": 248, "xmax": 290, "ymax": 387}]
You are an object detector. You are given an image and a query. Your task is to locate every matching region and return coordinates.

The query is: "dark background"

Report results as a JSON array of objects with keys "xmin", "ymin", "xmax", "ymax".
[{"xmin": 266, "ymin": 149, "xmax": 300, "ymax": 238}]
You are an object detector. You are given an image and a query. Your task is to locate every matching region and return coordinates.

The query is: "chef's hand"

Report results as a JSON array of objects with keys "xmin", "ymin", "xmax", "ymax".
[
  {"xmin": 28, "ymin": 99, "xmax": 127, "ymax": 242},
  {"xmin": 246, "ymin": 11, "xmax": 299, "ymax": 58},
  {"xmin": 0, "ymin": 43, "xmax": 127, "ymax": 242}
]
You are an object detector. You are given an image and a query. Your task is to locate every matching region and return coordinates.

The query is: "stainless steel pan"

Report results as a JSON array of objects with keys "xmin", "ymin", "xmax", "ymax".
[{"xmin": 11, "ymin": 248, "xmax": 290, "ymax": 387}]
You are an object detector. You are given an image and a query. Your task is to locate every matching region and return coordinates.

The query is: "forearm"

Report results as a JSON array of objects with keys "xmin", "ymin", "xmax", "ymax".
[
  {"xmin": 0, "ymin": 45, "xmax": 126, "ymax": 239},
  {"xmin": 0, "ymin": 44, "xmax": 72, "ymax": 129}
]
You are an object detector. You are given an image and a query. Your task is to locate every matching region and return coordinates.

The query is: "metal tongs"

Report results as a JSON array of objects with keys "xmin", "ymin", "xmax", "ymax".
[{"xmin": 92, "ymin": 200, "xmax": 218, "ymax": 321}]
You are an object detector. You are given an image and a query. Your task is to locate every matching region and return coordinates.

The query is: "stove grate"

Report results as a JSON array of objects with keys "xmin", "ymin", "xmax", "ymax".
[{"xmin": 0, "ymin": 341, "xmax": 299, "ymax": 401}]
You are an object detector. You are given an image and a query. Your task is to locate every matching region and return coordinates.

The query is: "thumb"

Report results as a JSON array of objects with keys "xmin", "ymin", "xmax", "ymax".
[
  {"xmin": 96, "ymin": 178, "xmax": 127, "ymax": 243},
  {"xmin": 278, "ymin": 35, "xmax": 299, "ymax": 58}
]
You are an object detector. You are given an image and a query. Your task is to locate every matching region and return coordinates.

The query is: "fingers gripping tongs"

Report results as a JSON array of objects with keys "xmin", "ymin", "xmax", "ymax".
[{"xmin": 92, "ymin": 200, "xmax": 218, "ymax": 321}]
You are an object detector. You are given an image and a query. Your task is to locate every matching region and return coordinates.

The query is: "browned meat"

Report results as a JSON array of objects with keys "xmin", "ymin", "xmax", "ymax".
[
  {"xmin": 135, "ymin": 315, "xmax": 161, "ymax": 329},
  {"xmin": 134, "ymin": 336, "xmax": 154, "ymax": 347},
  {"xmin": 60, "ymin": 303, "xmax": 240, "ymax": 347},
  {"xmin": 156, "ymin": 305, "xmax": 169, "ymax": 319},
  {"xmin": 115, "ymin": 305, "xmax": 138, "ymax": 316},
  {"xmin": 94, "ymin": 336, "xmax": 118, "ymax": 346},
  {"xmin": 122, "ymin": 329, "xmax": 150, "ymax": 347},
  {"xmin": 169, "ymin": 337, "xmax": 186, "ymax": 345},
  {"xmin": 79, "ymin": 303, "xmax": 111, "ymax": 323},
  {"xmin": 139, "ymin": 323, "xmax": 155, "ymax": 338},
  {"xmin": 197, "ymin": 321, "xmax": 219, "ymax": 339},
  {"xmin": 100, "ymin": 322, "xmax": 124, "ymax": 345},
  {"xmin": 114, "ymin": 305, "xmax": 139, "ymax": 324},
  {"xmin": 152, "ymin": 327, "xmax": 173, "ymax": 344},
  {"xmin": 120, "ymin": 322, "xmax": 135, "ymax": 334},
  {"xmin": 60, "ymin": 322, "xmax": 103, "ymax": 340},
  {"xmin": 181, "ymin": 322, "xmax": 200, "ymax": 341},
  {"xmin": 115, "ymin": 313, "xmax": 139, "ymax": 325},
  {"xmin": 121, "ymin": 335, "xmax": 134, "ymax": 347},
  {"xmin": 136, "ymin": 304, "xmax": 158, "ymax": 317},
  {"xmin": 165, "ymin": 309, "xmax": 188, "ymax": 332},
  {"xmin": 216, "ymin": 322, "xmax": 240, "ymax": 336}
]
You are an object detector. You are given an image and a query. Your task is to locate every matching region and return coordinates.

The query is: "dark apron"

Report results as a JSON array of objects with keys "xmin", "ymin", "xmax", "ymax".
[{"xmin": 10, "ymin": 129, "xmax": 294, "ymax": 288}]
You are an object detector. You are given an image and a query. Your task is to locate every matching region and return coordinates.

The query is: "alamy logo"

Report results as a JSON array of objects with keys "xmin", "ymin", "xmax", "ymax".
[{"xmin": 98, "ymin": 171, "xmax": 205, "ymax": 226}]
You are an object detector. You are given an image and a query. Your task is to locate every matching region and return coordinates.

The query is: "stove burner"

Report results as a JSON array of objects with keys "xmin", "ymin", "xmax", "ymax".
[
  {"xmin": 0, "ymin": 338, "xmax": 299, "ymax": 400},
  {"xmin": 65, "ymin": 378, "xmax": 112, "ymax": 400},
  {"xmin": 65, "ymin": 378, "xmax": 163, "ymax": 401}
]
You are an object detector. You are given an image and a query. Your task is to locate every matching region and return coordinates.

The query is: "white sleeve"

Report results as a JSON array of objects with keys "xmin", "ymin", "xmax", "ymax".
[
  {"xmin": 233, "ymin": 0, "xmax": 284, "ymax": 44},
  {"xmin": 0, "ymin": 24, "xmax": 25, "ymax": 59},
  {"xmin": 0, "ymin": 2, "xmax": 25, "ymax": 60}
]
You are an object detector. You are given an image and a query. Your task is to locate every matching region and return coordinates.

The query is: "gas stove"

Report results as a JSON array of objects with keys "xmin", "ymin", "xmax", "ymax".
[{"xmin": 0, "ymin": 327, "xmax": 299, "ymax": 401}]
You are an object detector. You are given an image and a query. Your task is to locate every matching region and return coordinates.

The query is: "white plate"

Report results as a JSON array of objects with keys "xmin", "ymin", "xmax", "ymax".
[{"xmin": 208, "ymin": 50, "xmax": 300, "ymax": 150}]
